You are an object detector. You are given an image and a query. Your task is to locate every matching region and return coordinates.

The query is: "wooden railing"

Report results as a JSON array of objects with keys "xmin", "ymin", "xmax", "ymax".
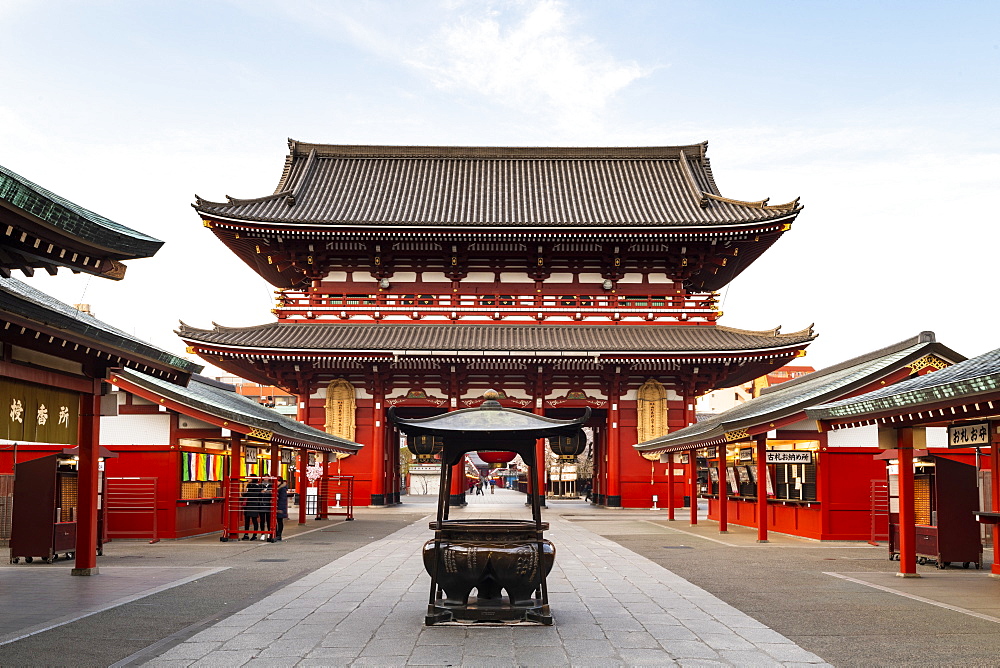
[{"xmin": 273, "ymin": 291, "xmax": 720, "ymax": 323}]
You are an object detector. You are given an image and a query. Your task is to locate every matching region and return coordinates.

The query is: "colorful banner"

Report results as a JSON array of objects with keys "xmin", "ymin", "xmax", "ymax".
[{"xmin": 181, "ymin": 452, "xmax": 225, "ymax": 482}]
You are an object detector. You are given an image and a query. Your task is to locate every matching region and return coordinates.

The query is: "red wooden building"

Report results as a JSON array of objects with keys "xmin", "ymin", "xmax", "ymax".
[
  {"xmin": 180, "ymin": 141, "xmax": 816, "ymax": 508},
  {"xmin": 635, "ymin": 332, "xmax": 972, "ymax": 540},
  {"xmin": 101, "ymin": 368, "xmax": 359, "ymax": 540},
  {"xmin": 0, "ymin": 163, "xmax": 199, "ymax": 574},
  {"xmin": 807, "ymin": 347, "xmax": 1000, "ymax": 576}
]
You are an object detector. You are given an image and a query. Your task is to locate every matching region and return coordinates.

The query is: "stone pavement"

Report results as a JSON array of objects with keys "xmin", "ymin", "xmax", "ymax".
[
  {"xmin": 143, "ymin": 489, "xmax": 829, "ymax": 667},
  {"xmin": 0, "ymin": 565, "xmax": 225, "ymax": 647}
]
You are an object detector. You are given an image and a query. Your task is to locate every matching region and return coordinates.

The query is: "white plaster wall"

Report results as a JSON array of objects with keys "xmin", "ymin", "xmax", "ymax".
[
  {"xmin": 827, "ymin": 424, "xmax": 877, "ymax": 448},
  {"xmin": 101, "ymin": 413, "xmax": 171, "ymax": 446},
  {"xmin": 545, "ymin": 273, "xmax": 574, "ymax": 283},
  {"xmin": 499, "ymin": 272, "xmax": 534, "ymax": 283},
  {"xmin": 178, "ymin": 416, "xmax": 216, "ymax": 430}
]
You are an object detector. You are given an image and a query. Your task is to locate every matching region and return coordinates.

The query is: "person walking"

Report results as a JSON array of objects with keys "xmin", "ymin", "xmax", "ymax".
[
  {"xmin": 489, "ymin": 477, "xmax": 495, "ymax": 494},
  {"xmin": 274, "ymin": 477, "xmax": 288, "ymax": 541}
]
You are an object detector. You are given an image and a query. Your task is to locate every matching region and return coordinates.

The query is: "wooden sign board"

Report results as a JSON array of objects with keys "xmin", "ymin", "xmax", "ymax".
[
  {"xmin": 766, "ymin": 450, "xmax": 813, "ymax": 465},
  {"xmin": 948, "ymin": 422, "xmax": 989, "ymax": 448}
]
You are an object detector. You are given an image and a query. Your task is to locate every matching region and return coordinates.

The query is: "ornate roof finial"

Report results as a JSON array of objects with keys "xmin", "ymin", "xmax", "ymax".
[{"xmin": 482, "ymin": 389, "xmax": 502, "ymax": 409}]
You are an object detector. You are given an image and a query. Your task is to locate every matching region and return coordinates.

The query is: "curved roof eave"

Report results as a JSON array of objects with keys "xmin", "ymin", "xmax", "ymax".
[
  {"xmin": 635, "ymin": 335, "xmax": 965, "ymax": 454},
  {"xmin": 110, "ymin": 367, "xmax": 361, "ymax": 454}
]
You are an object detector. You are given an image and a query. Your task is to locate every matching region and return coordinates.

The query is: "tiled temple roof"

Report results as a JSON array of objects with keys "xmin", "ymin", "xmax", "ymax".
[
  {"xmin": 0, "ymin": 275, "xmax": 201, "ymax": 379},
  {"xmin": 111, "ymin": 368, "xmax": 360, "ymax": 454},
  {"xmin": 0, "ymin": 164, "xmax": 163, "ymax": 259},
  {"xmin": 807, "ymin": 346, "xmax": 1000, "ymax": 421},
  {"xmin": 176, "ymin": 322, "xmax": 815, "ymax": 355},
  {"xmin": 194, "ymin": 141, "xmax": 801, "ymax": 229},
  {"xmin": 634, "ymin": 332, "xmax": 964, "ymax": 454}
]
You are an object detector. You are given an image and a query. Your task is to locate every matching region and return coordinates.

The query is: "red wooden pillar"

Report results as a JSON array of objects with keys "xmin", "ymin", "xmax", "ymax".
[
  {"xmin": 227, "ymin": 432, "xmax": 243, "ymax": 537},
  {"xmin": 896, "ymin": 428, "xmax": 918, "ymax": 577},
  {"xmin": 370, "ymin": 370, "xmax": 386, "ymax": 506},
  {"xmin": 607, "ymin": 376, "xmax": 622, "ymax": 507},
  {"xmin": 319, "ymin": 451, "xmax": 330, "ymax": 519},
  {"xmin": 756, "ymin": 434, "xmax": 768, "ymax": 543},
  {"xmin": 73, "ymin": 392, "xmax": 101, "ymax": 576},
  {"xmin": 718, "ymin": 444, "xmax": 728, "ymax": 533},
  {"xmin": 450, "ymin": 460, "xmax": 465, "ymax": 506},
  {"xmin": 533, "ymin": 404, "xmax": 547, "ymax": 506},
  {"xmin": 688, "ymin": 449, "xmax": 698, "ymax": 525},
  {"xmin": 991, "ymin": 423, "xmax": 1000, "ymax": 577},
  {"xmin": 666, "ymin": 452, "xmax": 675, "ymax": 521},
  {"xmin": 297, "ymin": 448, "xmax": 308, "ymax": 524}
]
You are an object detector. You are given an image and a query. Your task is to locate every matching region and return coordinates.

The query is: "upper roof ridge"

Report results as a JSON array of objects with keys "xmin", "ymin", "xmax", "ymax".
[
  {"xmin": 284, "ymin": 141, "xmax": 711, "ymax": 160},
  {"xmin": 757, "ymin": 331, "xmax": 946, "ymax": 396}
]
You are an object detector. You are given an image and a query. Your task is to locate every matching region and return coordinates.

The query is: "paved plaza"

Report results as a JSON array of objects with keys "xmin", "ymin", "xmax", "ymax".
[{"xmin": 2, "ymin": 489, "xmax": 1000, "ymax": 666}]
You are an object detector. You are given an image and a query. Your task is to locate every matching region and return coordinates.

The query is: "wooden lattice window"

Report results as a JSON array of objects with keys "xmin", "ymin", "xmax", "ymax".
[
  {"xmin": 324, "ymin": 378, "xmax": 356, "ymax": 441},
  {"xmin": 637, "ymin": 379, "xmax": 669, "ymax": 443}
]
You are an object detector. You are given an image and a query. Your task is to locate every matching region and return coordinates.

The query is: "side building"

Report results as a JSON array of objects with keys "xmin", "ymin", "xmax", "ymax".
[{"xmin": 180, "ymin": 141, "xmax": 815, "ymax": 508}]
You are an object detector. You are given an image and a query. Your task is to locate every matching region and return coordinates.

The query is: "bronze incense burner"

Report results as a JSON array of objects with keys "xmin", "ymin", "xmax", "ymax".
[{"xmin": 391, "ymin": 391, "xmax": 588, "ymax": 625}]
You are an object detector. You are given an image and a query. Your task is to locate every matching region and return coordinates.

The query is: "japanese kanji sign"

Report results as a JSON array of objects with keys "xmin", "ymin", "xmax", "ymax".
[
  {"xmin": 947, "ymin": 422, "xmax": 990, "ymax": 448},
  {"xmin": 0, "ymin": 379, "xmax": 79, "ymax": 444},
  {"xmin": 766, "ymin": 450, "xmax": 814, "ymax": 464}
]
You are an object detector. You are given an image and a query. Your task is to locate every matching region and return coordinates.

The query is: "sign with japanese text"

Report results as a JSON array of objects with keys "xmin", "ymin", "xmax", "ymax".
[
  {"xmin": 738, "ymin": 447, "xmax": 753, "ymax": 462},
  {"xmin": 766, "ymin": 450, "xmax": 814, "ymax": 465},
  {"xmin": 0, "ymin": 379, "xmax": 79, "ymax": 444},
  {"xmin": 948, "ymin": 422, "xmax": 990, "ymax": 448}
]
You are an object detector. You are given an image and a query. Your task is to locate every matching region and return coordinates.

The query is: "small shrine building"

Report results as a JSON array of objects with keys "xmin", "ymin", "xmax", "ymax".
[
  {"xmin": 180, "ymin": 141, "xmax": 816, "ymax": 508},
  {"xmin": 0, "ymin": 164, "xmax": 198, "ymax": 574},
  {"xmin": 634, "ymin": 332, "xmax": 973, "ymax": 541}
]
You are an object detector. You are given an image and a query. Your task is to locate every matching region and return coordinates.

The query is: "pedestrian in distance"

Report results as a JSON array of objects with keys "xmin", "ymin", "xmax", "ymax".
[
  {"xmin": 489, "ymin": 477, "xmax": 495, "ymax": 494},
  {"xmin": 274, "ymin": 477, "xmax": 288, "ymax": 541}
]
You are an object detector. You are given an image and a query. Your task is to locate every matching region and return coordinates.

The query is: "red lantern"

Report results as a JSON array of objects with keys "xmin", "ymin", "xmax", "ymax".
[{"xmin": 478, "ymin": 451, "xmax": 516, "ymax": 464}]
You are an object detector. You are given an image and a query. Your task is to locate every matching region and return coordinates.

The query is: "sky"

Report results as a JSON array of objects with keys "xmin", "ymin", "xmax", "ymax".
[{"xmin": 0, "ymin": 0, "xmax": 997, "ymax": 375}]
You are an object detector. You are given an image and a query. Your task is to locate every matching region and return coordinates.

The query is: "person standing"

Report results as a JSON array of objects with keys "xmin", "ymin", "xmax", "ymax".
[
  {"xmin": 258, "ymin": 479, "xmax": 273, "ymax": 537},
  {"xmin": 274, "ymin": 477, "xmax": 288, "ymax": 541},
  {"xmin": 241, "ymin": 477, "xmax": 263, "ymax": 540},
  {"xmin": 489, "ymin": 477, "xmax": 495, "ymax": 494}
]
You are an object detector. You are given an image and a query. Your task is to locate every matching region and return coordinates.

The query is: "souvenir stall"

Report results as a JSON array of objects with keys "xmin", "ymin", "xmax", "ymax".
[
  {"xmin": 808, "ymin": 347, "xmax": 1000, "ymax": 577},
  {"xmin": 635, "ymin": 333, "xmax": 965, "ymax": 541},
  {"xmin": 102, "ymin": 368, "xmax": 360, "ymax": 541}
]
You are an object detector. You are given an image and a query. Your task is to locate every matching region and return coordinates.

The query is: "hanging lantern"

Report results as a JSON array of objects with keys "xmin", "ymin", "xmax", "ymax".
[
  {"xmin": 478, "ymin": 450, "xmax": 516, "ymax": 464},
  {"xmin": 549, "ymin": 430, "xmax": 587, "ymax": 461},
  {"xmin": 407, "ymin": 434, "xmax": 444, "ymax": 462}
]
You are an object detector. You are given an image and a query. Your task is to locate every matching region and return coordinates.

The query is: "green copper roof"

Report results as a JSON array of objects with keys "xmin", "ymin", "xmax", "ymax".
[
  {"xmin": 807, "ymin": 347, "xmax": 1000, "ymax": 421},
  {"xmin": 0, "ymin": 164, "xmax": 163, "ymax": 257}
]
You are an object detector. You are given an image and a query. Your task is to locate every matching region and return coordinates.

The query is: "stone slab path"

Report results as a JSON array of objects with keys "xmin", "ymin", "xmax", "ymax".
[{"xmin": 144, "ymin": 494, "xmax": 829, "ymax": 667}]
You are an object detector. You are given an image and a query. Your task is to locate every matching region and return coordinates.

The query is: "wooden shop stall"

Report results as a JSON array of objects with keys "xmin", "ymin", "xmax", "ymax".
[
  {"xmin": 0, "ymin": 161, "xmax": 199, "ymax": 575},
  {"xmin": 634, "ymin": 332, "xmax": 968, "ymax": 541},
  {"xmin": 102, "ymin": 367, "xmax": 361, "ymax": 541},
  {"xmin": 808, "ymin": 346, "xmax": 1000, "ymax": 577}
]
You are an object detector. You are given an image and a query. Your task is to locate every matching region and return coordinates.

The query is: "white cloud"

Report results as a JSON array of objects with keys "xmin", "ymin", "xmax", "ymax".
[{"xmin": 405, "ymin": 1, "xmax": 649, "ymax": 132}]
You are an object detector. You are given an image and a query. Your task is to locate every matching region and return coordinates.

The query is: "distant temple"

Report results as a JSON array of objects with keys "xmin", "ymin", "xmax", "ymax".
[{"xmin": 180, "ymin": 141, "xmax": 814, "ymax": 508}]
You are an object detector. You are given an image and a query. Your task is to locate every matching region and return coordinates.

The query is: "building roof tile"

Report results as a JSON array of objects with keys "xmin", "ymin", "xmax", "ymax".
[
  {"xmin": 1, "ymin": 275, "xmax": 201, "ymax": 377},
  {"xmin": 194, "ymin": 141, "xmax": 801, "ymax": 229},
  {"xmin": 176, "ymin": 322, "xmax": 816, "ymax": 355},
  {"xmin": 634, "ymin": 332, "xmax": 965, "ymax": 453},
  {"xmin": 112, "ymin": 368, "xmax": 360, "ymax": 454},
  {"xmin": 0, "ymin": 164, "xmax": 163, "ymax": 258},
  {"xmin": 806, "ymin": 347, "xmax": 1000, "ymax": 421}
]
